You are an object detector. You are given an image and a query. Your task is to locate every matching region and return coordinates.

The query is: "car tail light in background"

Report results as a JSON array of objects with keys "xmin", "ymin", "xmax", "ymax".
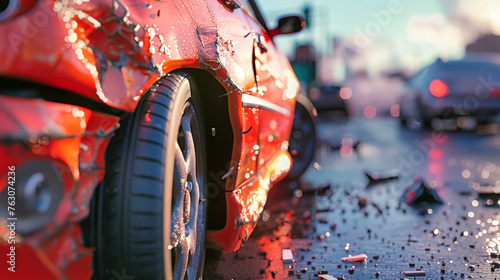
[
  {"xmin": 429, "ymin": 79, "xmax": 449, "ymax": 98},
  {"xmin": 390, "ymin": 104, "xmax": 400, "ymax": 117},
  {"xmin": 0, "ymin": 0, "xmax": 37, "ymax": 22},
  {"xmin": 339, "ymin": 87, "xmax": 352, "ymax": 100},
  {"xmin": 488, "ymin": 87, "xmax": 500, "ymax": 98},
  {"xmin": 363, "ymin": 105, "xmax": 377, "ymax": 119},
  {"xmin": 308, "ymin": 87, "xmax": 321, "ymax": 101}
]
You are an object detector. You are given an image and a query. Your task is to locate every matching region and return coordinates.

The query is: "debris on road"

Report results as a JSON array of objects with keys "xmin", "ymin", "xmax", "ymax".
[
  {"xmin": 204, "ymin": 118, "xmax": 500, "ymax": 279},
  {"xmin": 357, "ymin": 196, "xmax": 369, "ymax": 209},
  {"xmin": 282, "ymin": 249, "xmax": 294, "ymax": 263},
  {"xmin": 402, "ymin": 270, "xmax": 427, "ymax": 276},
  {"xmin": 402, "ymin": 179, "xmax": 443, "ymax": 205},
  {"xmin": 328, "ymin": 140, "xmax": 360, "ymax": 151},
  {"xmin": 477, "ymin": 184, "xmax": 500, "ymax": 198},
  {"xmin": 302, "ymin": 183, "xmax": 332, "ymax": 196},
  {"xmin": 365, "ymin": 169, "xmax": 399, "ymax": 186},
  {"xmin": 318, "ymin": 275, "xmax": 337, "ymax": 280},
  {"xmin": 341, "ymin": 254, "xmax": 368, "ymax": 262},
  {"xmin": 330, "ymin": 222, "xmax": 338, "ymax": 230}
]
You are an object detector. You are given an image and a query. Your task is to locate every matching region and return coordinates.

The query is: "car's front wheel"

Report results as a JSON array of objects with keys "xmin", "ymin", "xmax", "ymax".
[{"xmin": 95, "ymin": 73, "xmax": 206, "ymax": 280}]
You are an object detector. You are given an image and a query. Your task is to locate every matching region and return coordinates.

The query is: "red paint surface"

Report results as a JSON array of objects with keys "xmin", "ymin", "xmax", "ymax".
[{"xmin": 0, "ymin": 0, "xmax": 299, "ymax": 277}]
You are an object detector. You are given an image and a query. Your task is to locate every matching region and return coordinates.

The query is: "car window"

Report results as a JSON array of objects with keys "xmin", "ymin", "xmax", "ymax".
[
  {"xmin": 243, "ymin": 0, "xmax": 271, "ymax": 34},
  {"xmin": 409, "ymin": 65, "xmax": 432, "ymax": 88}
]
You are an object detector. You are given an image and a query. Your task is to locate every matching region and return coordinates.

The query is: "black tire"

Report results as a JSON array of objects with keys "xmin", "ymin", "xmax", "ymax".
[
  {"xmin": 417, "ymin": 99, "xmax": 432, "ymax": 129},
  {"xmin": 95, "ymin": 73, "xmax": 206, "ymax": 280},
  {"xmin": 286, "ymin": 96, "xmax": 316, "ymax": 181},
  {"xmin": 399, "ymin": 115, "xmax": 407, "ymax": 127},
  {"xmin": 422, "ymin": 118, "xmax": 432, "ymax": 128}
]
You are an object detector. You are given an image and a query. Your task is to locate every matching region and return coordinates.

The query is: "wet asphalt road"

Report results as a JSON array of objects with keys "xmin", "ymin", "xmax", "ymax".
[{"xmin": 204, "ymin": 115, "xmax": 500, "ymax": 279}]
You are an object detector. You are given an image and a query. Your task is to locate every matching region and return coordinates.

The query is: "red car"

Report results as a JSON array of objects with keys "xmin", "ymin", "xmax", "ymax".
[{"xmin": 0, "ymin": 0, "xmax": 309, "ymax": 279}]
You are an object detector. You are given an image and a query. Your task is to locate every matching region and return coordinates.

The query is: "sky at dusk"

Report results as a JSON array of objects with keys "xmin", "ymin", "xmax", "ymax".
[{"xmin": 255, "ymin": 0, "xmax": 500, "ymax": 76}]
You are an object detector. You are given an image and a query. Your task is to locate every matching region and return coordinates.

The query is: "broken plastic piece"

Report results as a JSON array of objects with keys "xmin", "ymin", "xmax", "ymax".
[
  {"xmin": 282, "ymin": 249, "xmax": 294, "ymax": 263},
  {"xmin": 318, "ymin": 275, "xmax": 337, "ymax": 280},
  {"xmin": 365, "ymin": 169, "xmax": 399, "ymax": 186},
  {"xmin": 402, "ymin": 270, "xmax": 427, "ymax": 276},
  {"xmin": 329, "ymin": 140, "xmax": 360, "ymax": 151},
  {"xmin": 477, "ymin": 185, "xmax": 500, "ymax": 198},
  {"xmin": 402, "ymin": 179, "xmax": 443, "ymax": 205},
  {"xmin": 302, "ymin": 184, "xmax": 331, "ymax": 196},
  {"xmin": 341, "ymin": 254, "xmax": 368, "ymax": 262}
]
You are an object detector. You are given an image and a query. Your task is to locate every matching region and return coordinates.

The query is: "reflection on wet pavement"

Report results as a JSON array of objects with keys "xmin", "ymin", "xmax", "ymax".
[{"xmin": 204, "ymin": 117, "xmax": 500, "ymax": 279}]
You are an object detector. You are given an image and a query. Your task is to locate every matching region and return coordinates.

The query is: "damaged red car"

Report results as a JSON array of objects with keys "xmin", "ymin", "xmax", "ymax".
[{"xmin": 0, "ymin": 0, "xmax": 312, "ymax": 279}]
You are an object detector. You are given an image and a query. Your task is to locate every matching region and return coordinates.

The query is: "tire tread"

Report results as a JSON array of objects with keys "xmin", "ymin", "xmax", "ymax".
[{"xmin": 97, "ymin": 73, "xmax": 192, "ymax": 280}]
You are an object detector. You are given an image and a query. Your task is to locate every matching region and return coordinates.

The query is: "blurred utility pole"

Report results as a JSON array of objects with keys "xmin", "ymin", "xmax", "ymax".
[{"xmin": 303, "ymin": 5, "xmax": 311, "ymax": 28}]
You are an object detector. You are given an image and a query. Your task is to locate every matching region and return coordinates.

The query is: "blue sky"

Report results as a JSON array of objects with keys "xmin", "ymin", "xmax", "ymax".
[{"xmin": 255, "ymin": 0, "xmax": 500, "ymax": 76}]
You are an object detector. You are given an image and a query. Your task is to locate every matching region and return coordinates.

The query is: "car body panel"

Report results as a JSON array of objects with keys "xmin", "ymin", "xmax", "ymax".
[
  {"xmin": 0, "ymin": 95, "xmax": 119, "ymax": 279},
  {"xmin": 0, "ymin": 0, "xmax": 299, "ymax": 277},
  {"xmin": 0, "ymin": 0, "xmax": 258, "ymax": 111}
]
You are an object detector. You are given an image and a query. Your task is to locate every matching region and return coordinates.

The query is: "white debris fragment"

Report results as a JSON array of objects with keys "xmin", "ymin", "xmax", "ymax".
[
  {"xmin": 341, "ymin": 253, "xmax": 368, "ymax": 262},
  {"xmin": 402, "ymin": 270, "xmax": 427, "ymax": 276},
  {"xmin": 318, "ymin": 275, "xmax": 337, "ymax": 280},
  {"xmin": 282, "ymin": 249, "xmax": 294, "ymax": 263}
]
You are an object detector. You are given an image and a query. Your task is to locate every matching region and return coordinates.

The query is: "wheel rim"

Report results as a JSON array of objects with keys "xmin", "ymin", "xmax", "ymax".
[{"xmin": 170, "ymin": 102, "xmax": 205, "ymax": 280}]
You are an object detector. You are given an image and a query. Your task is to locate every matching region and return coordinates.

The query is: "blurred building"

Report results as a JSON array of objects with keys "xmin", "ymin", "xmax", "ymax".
[
  {"xmin": 290, "ymin": 44, "xmax": 316, "ymax": 91},
  {"xmin": 466, "ymin": 34, "xmax": 500, "ymax": 54}
]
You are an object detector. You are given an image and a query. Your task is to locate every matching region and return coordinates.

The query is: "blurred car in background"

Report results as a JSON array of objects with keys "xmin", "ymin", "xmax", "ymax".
[
  {"xmin": 308, "ymin": 85, "xmax": 349, "ymax": 116},
  {"xmin": 399, "ymin": 56, "xmax": 500, "ymax": 129}
]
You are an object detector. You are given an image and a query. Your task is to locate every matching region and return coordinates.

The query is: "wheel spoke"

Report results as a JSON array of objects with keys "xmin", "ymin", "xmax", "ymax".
[
  {"xmin": 173, "ymin": 236, "xmax": 189, "ymax": 279},
  {"xmin": 170, "ymin": 188, "xmax": 185, "ymax": 248},
  {"xmin": 186, "ymin": 183, "xmax": 199, "ymax": 254},
  {"xmin": 173, "ymin": 143, "xmax": 187, "ymax": 218},
  {"xmin": 175, "ymin": 142, "xmax": 188, "ymax": 181},
  {"xmin": 171, "ymin": 143, "xmax": 187, "ymax": 248},
  {"xmin": 182, "ymin": 106, "xmax": 200, "ymax": 256},
  {"xmin": 181, "ymin": 108, "xmax": 197, "ymax": 177},
  {"xmin": 170, "ymin": 102, "xmax": 205, "ymax": 280}
]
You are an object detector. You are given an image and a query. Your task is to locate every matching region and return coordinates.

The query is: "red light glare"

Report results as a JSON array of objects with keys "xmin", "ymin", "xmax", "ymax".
[
  {"xmin": 363, "ymin": 105, "xmax": 377, "ymax": 119},
  {"xmin": 489, "ymin": 87, "xmax": 500, "ymax": 98},
  {"xmin": 339, "ymin": 87, "xmax": 352, "ymax": 100},
  {"xmin": 429, "ymin": 79, "xmax": 449, "ymax": 98},
  {"xmin": 429, "ymin": 148, "xmax": 443, "ymax": 159},
  {"xmin": 390, "ymin": 104, "xmax": 400, "ymax": 117},
  {"xmin": 309, "ymin": 88, "xmax": 321, "ymax": 101}
]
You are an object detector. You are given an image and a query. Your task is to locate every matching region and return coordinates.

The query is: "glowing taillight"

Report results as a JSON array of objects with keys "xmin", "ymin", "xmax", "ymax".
[
  {"xmin": 489, "ymin": 87, "xmax": 500, "ymax": 98},
  {"xmin": 429, "ymin": 79, "xmax": 449, "ymax": 98},
  {"xmin": 339, "ymin": 87, "xmax": 352, "ymax": 100}
]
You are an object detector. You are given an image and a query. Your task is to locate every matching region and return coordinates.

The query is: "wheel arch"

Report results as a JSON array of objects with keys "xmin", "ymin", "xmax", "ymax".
[
  {"xmin": 171, "ymin": 69, "xmax": 233, "ymax": 231},
  {"xmin": 85, "ymin": 69, "xmax": 233, "ymax": 260}
]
